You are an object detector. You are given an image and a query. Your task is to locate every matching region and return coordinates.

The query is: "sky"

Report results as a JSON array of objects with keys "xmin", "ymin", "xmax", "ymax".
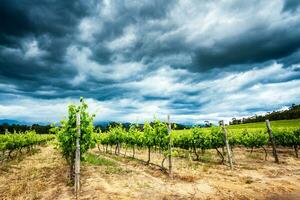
[{"xmin": 1, "ymin": 0, "xmax": 300, "ymax": 124}]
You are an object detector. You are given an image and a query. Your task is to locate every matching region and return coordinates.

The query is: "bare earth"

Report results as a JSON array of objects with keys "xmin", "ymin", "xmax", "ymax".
[{"xmin": 0, "ymin": 145, "xmax": 300, "ymax": 200}]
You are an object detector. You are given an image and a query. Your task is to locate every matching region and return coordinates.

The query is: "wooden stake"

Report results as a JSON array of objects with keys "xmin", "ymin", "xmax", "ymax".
[
  {"xmin": 167, "ymin": 115, "xmax": 173, "ymax": 178},
  {"xmin": 221, "ymin": 120, "xmax": 233, "ymax": 170},
  {"xmin": 75, "ymin": 113, "xmax": 81, "ymax": 197},
  {"xmin": 265, "ymin": 119, "xmax": 279, "ymax": 163}
]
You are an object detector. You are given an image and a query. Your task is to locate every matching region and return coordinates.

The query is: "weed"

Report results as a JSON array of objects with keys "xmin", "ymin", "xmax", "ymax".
[
  {"xmin": 202, "ymin": 163, "xmax": 211, "ymax": 172},
  {"xmin": 104, "ymin": 166, "xmax": 131, "ymax": 174},
  {"xmin": 200, "ymin": 151, "xmax": 214, "ymax": 163},
  {"xmin": 84, "ymin": 153, "xmax": 116, "ymax": 166},
  {"xmin": 247, "ymin": 152, "xmax": 263, "ymax": 160},
  {"xmin": 242, "ymin": 176, "xmax": 254, "ymax": 184}
]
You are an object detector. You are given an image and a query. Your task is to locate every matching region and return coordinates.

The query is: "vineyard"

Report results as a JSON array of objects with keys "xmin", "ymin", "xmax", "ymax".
[
  {"xmin": 95, "ymin": 122, "xmax": 300, "ymax": 166},
  {"xmin": 0, "ymin": 131, "xmax": 54, "ymax": 161},
  {"xmin": 0, "ymin": 100, "xmax": 300, "ymax": 199}
]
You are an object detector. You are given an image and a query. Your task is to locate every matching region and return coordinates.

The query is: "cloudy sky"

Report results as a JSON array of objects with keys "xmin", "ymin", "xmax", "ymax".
[{"xmin": 1, "ymin": 0, "xmax": 300, "ymax": 124}]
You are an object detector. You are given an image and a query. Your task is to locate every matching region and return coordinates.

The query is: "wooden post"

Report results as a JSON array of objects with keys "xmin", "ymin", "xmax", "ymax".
[
  {"xmin": 265, "ymin": 119, "xmax": 279, "ymax": 164},
  {"xmin": 75, "ymin": 113, "xmax": 81, "ymax": 197},
  {"xmin": 221, "ymin": 120, "xmax": 233, "ymax": 170},
  {"xmin": 5, "ymin": 129, "xmax": 8, "ymax": 134},
  {"xmin": 167, "ymin": 115, "xmax": 172, "ymax": 178}
]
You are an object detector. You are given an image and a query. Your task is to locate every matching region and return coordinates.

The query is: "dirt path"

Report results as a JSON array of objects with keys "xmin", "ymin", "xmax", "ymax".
[
  {"xmin": 82, "ymin": 148, "xmax": 300, "ymax": 200},
  {"xmin": 80, "ymin": 151, "xmax": 215, "ymax": 199},
  {"xmin": 0, "ymin": 145, "xmax": 300, "ymax": 200},
  {"xmin": 0, "ymin": 145, "xmax": 73, "ymax": 200}
]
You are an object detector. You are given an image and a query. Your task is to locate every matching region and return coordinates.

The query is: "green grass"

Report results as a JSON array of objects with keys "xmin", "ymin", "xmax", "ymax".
[
  {"xmin": 198, "ymin": 151, "xmax": 214, "ymax": 163},
  {"xmin": 84, "ymin": 153, "xmax": 132, "ymax": 174},
  {"xmin": 227, "ymin": 119, "xmax": 300, "ymax": 129},
  {"xmin": 246, "ymin": 152, "xmax": 264, "ymax": 160},
  {"xmin": 104, "ymin": 166, "xmax": 132, "ymax": 174},
  {"xmin": 202, "ymin": 163, "xmax": 212, "ymax": 172},
  {"xmin": 173, "ymin": 119, "xmax": 300, "ymax": 135},
  {"xmin": 84, "ymin": 153, "xmax": 116, "ymax": 166}
]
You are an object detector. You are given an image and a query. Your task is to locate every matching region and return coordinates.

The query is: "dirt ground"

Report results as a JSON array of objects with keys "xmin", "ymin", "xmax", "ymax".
[{"xmin": 0, "ymin": 144, "xmax": 300, "ymax": 200}]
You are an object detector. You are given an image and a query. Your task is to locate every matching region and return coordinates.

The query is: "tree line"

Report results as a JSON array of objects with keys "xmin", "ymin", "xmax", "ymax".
[
  {"xmin": 230, "ymin": 103, "xmax": 300, "ymax": 125},
  {"xmin": 0, "ymin": 124, "xmax": 52, "ymax": 134},
  {"xmin": 0, "ymin": 121, "xmax": 191, "ymax": 135},
  {"xmin": 95, "ymin": 121, "xmax": 193, "ymax": 132}
]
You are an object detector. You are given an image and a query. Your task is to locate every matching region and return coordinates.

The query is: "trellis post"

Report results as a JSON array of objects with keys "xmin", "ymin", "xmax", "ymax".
[
  {"xmin": 221, "ymin": 120, "xmax": 233, "ymax": 170},
  {"xmin": 75, "ymin": 113, "xmax": 81, "ymax": 197},
  {"xmin": 265, "ymin": 119, "xmax": 279, "ymax": 163},
  {"xmin": 167, "ymin": 115, "xmax": 173, "ymax": 178}
]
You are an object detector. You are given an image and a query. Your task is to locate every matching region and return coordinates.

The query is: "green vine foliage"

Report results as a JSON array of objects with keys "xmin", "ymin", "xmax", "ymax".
[
  {"xmin": 128, "ymin": 124, "xmax": 143, "ymax": 147},
  {"xmin": 192, "ymin": 127, "xmax": 211, "ymax": 149},
  {"xmin": 294, "ymin": 128, "xmax": 300, "ymax": 146},
  {"xmin": 227, "ymin": 130, "xmax": 243, "ymax": 147},
  {"xmin": 273, "ymin": 128, "xmax": 300, "ymax": 147},
  {"xmin": 0, "ymin": 131, "xmax": 54, "ymax": 153},
  {"xmin": 210, "ymin": 127, "xmax": 225, "ymax": 149},
  {"xmin": 172, "ymin": 130, "xmax": 193, "ymax": 150},
  {"xmin": 151, "ymin": 119, "xmax": 169, "ymax": 150},
  {"xmin": 240, "ymin": 129, "xmax": 268, "ymax": 148},
  {"xmin": 143, "ymin": 122, "xmax": 155, "ymax": 147},
  {"xmin": 54, "ymin": 98, "xmax": 95, "ymax": 166},
  {"xmin": 95, "ymin": 119, "xmax": 300, "ymax": 162}
]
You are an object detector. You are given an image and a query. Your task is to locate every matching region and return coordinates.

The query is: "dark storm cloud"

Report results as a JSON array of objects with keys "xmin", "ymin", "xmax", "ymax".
[
  {"xmin": 191, "ymin": 26, "xmax": 300, "ymax": 71},
  {"xmin": 131, "ymin": 1, "xmax": 300, "ymax": 72},
  {"xmin": 0, "ymin": 44, "xmax": 77, "ymax": 93},
  {"xmin": 0, "ymin": 0, "xmax": 179, "ymax": 99},
  {"xmin": 0, "ymin": 0, "xmax": 90, "ymax": 37},
  {"xmin": 83, "ymin": 0, "xmax": 300, "ymax": 73},
  {"xmin": 282, "ymin": 0, "xmax": 300, "ymax": 12},
  {"xmin": 280, "ymin": 49, "xmax": 300, "ymax": 67},
  {"xmin": 85, "ymin": 0, "xmax": 179, "ymax": 66},
  {"xmin": 168, "ymin": 101, "xmax": 204, "ymax": 113},
  {"xmin": 0, "ymin": 0, "xmax": 97, "ymax": 60},
  {"xmin": 0, "ymin": 0, "xmax": 95, "ymax": 96}
]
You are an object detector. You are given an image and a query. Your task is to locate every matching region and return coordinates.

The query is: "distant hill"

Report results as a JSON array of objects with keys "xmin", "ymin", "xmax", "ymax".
[
  {"xmin": 0, "ymin": 119, "xmax": 25, "ymax": 125},
  {"xmin": 94, "ymin": 121, "xmax": 111, "ymax": 127},
  {"xmin": 0, "ymin": 119, "xmax": 49, "ymax": 126}
]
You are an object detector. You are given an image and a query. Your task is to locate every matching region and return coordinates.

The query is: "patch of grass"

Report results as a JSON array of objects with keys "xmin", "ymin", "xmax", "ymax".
[
  {"xmin": 84, "ymin": 153, "xmax": 132, "ymax": 174},
  {"xmin": 200, "ymin": 151, "xmax": 214, "ymax": 163},
  {"xmin": 67, "ymin": 180, "xmax": 74, "ymax": 187},
  {"xmin": 242, "ymin": 176, "xmax": 254, "ymax": 184},
  {"xmin": 187, "ymin": 161, "xmax": 199, "ymax": 170},
  {"xmin": 84, "ymin": 153, "xmax": 116, "ymax": 166},
  {"xmin": 202, "ymin": 163, "xmax": 211, "ymax": 172},
  {"xmin": 175, "ymin": 173, "xmax": 198, "ymax": 182},
  {"xmin": 247, "ymin": 152, "xmax": 263, "ymax": 160},
  {"xmin": 104, "ymin": 166, "xmax": 132, "ymax": 174},
  {"xmin": 137, "ymin": 181, "xmax": 151, "ymax": 188},
  {"xmin": 240, "ymin": 165, "xmax": 256, "ymax": 170},
  {"xmin": 49, "ymin": 139, "xmax": 59, "ymax": 147}
]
